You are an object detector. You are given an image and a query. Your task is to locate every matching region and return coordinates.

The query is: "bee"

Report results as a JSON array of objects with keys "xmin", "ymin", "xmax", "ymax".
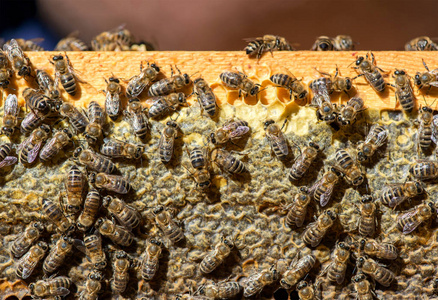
[
  {"xmin": 264, "ymin": 119, "xmax": 289, "ymax": 160},
  {"xmin": 100, "ymin": 138, "xmax": 144, "ymax": 160},
  {"xmin": 296, "ymin": 280, "xmax": 321, "ymax": 300},
  {"xmin": 288, "ymin": 143, "xmax": 319, "ymax": 181},
  {"xmin": 124, "ymin": 98, "xmax": 149, "ymax": 140},
  {"xmin": 2, "ymin": 94, "xmax": 19, "ymax": 136},
  {"xmin": 95, "ymin": 217, "xmax": 134, "ymax": 246},
  {"xmin": 6, "ymin": 38, "xmax": 45, "ymax": 51},
  {"xmin": 39, "ymin": 128, "xmax": 73, "ymax": 163},
  {"xmin": 59, "ymin": 103, "xmax": 89, "ymax": 133},
  {"xmin": 79, "ymin": 270, "xmax": 103, "ymax": 300},
  {"xmin": 415, "ymin": 105, "xmax": 434, "ymax": 152},
  {"xmin": 84, "ymin": 101, "xmax": 105, "ymax": 144},
  {"xmin": 357, "ymin": 124, "xmax": 388, "ymax": 162},
  {"xmin": 50, "ymin": 54, "xmax": 80, "ymax": 96},
  {"xmin": 352, "ymin": 52, "xmax": 387, "ymax": 92},
  {"xmin": 311, "ymin": 36, "xmax": 334, "ymax": 51},
  {"xmin": 158, "ymin": 121, "xmax": 179, "ymax": 163},
  {"xmin": 379, "ymin": 180, "xmax": 424, "ymax": 208},
  {"xmin": 200, "ymin": 236, "xmax": 234, "ymax": 274},
  {"xmin": 284, "ymin": 187, "xmax": 312, "ymax": 227},
  {"xmin": 314, "ymin": 66, "xmax": 355, "ymax": 95},
  {"xmin": 359, "ymin": 238, "xmax": 398, "ymax": 260},
  {"xmin": 20, "ymin": 111, "xmax": 43, "ymax": 135},
  {"xmin": 387, "ymin": 69, "xmax": 415, "ymax": 112},
  {"xmin": 405, "ymin": 36, "xmax": 438, "ymax": 51},
  {"xmin": 280, "ymin": 254, "xmax": 316, "ymax": 289},
  {"xmin": 198, "ymin": 281, "xmax": 242, "ymax": 299},
  {"xmin": 415, "ymin": 59, "xmax": 438, "ymax": 91},
  {"xmin": 0, "ymin": 49, "xmax": 13, "ymax": 89},
  {"xmin": 220, "ymin": 71, "xmax": 261, "ymax": 98},
  {"xmin": 102, "ymin": 195, "xmax": 140, "ymax": 229},
  {"xmin": 36, "ymin": 69, "xmax": 61, "ymax": 101},
  {"xmin": 126, "ymin": 61, "xmax": 160, "ymax": 98},
  {"xmin": 210, "ymin": 148, "xmax": 247, "ymax": 174},
  {"xmin": 77, "ymin": 188, "xmax": 101, "ymax": 232},
  {"xmin": 11, "ymin": 221, "xmax": 44, "ymax": 258},
  {"xmin": 111, "ymin": 250, "xmax": 130, "ymax": 295},
  {"xmin": 309, "ymin": 78, "xmax": 337, "ymax": 123},
  {"xmin": 3, "ymin": 38, "xmax": 32, "ymax": 77},
  {"xmin": 210, "ymin": 119, "xmax": 249, "ymax": 145},
  {"xmin": 352, "ymin": 274, "xmax": 375, "ymax": 300},
  {"xmin": 397, "ymin": 201, "xmax": 435, "ymax": 234},
  {"xmin": 103, "ymin": 77, "xmax": 122, "ymax": 121},
  {"xmin": 55, "ymin": 32, "xmax": 89, "ymax": 51},
  {"xmin": 148, "ymin": 92, "xmax": 188, "ymax": 118},
  {"xmin": 333, "ymin": 35, "xmax": 355, "ymax": 50},
  {"xmin": 41, "ymin": 198, "xmax": 73, "ymax": 233},
  {"xmin": 149, "ymin": 65, "xmax": 192, "ymax": 96},
  {"xmin": 83, "ymin": 232, "xmax": 107, "ymax": 269},
  {"xmin": 409, "ymin": 159, "xmax": 438, "ymax": 180},
  {"xmin": 245, "ymin": 35, "xmax": 294, "ymax": 59},
  {"xmin": 29, "ymin": 276, "xmax": 72, "ymax": 299},
  {"xmin": 185, "ymin": 147, "xmax": 211, "ymax": 190},
  {"xmin": 73, "ymin": 147, "xmax": 116, "ymax": 173},
  {"xmin": 150, "ymin": 206, "xmax": 184, "ymax": 244},
  {"xmin": 325, "ymin": 242, "xmax": 351, "ymax": 284},
  {"xmin": 243, "ymin": 264, "xmax": 279, "ymax": 297},
  {"xmin": 335, "ymin": 148, "xmax": 365, "ymax": 186},
  {"xmin": 92, "ymin": 25, "xmax": 133, "ymax": 51},
  {"xmin": 64, "ymin": 165, "xmax": 85, "ymax": 215},
  {"xmin": 356, "ymin": 195, "xmax": 377, "ymax": 237},
  {"xmin": 22, "ymin": 88, "xmax": 55, "ymax": 119},
  {"xmin": 356, "ymin": 256, "xmax": 395, "ymax": 287},
  {"xmin": 16, "ymin": 241, "xmax": 48, "ymax": 279},
  {"xmin": 309, "ymin": 167, "xmax": 342, "ymax": 207},
  {"xmin": 193, "ymin": 77, "xmax": 217, "ymax": 117},
  {"xmin": 302, "ymin": 209, "xmax": 337, "ymax": 247},
  {"xmin": 336, "ymin": 96, "xmax": 366, "ymax": 126},
  {"xmin": 0, "ymin": 143, "xmax": 18, "ymax": 169},
  {"xmin": 43, "ymin": 236, "xmax": 74, "ymax": 274},
  {"xmin": 18, "ymin": 124, "xmax": 51, "ymax": 164},
  {"xmin": 141, "ymin": 239, "xmax": 163, "ymax": 280},
  {"xmin": 89, "ymin": 172, "xmax": 131, "ymax": 194}
]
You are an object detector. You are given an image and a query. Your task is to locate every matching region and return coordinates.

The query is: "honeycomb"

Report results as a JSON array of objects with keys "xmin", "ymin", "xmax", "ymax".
[{"xmin": 1, "ymin": 52, "xmax": 438, "ymax": 299}]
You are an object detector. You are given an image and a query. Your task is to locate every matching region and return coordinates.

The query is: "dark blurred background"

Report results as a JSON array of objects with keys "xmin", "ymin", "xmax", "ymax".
[{"xmin": 1, "ymin": 0, "xmax": 438, "ymax": 51}]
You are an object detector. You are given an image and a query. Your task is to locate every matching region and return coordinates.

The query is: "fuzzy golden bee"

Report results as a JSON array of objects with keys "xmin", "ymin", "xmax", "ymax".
[
  {"xmin": 356, "ymin": 195, "xmax": 378, "ymax": 237},
  {"xmin": 50, "ymin": 53, "xmax": 81, "ymax": 96},
  {"xmin": 124, "ymin": 98, "xmax": 149, "ymax": 140},
  {"xmin": 220, "ymin": 71, "xmax": 261, "ymax": 98},
  {"xmin": 409, "ymin": 159, "xmax": 438, "ymax": 180},
  {"xmin": 29, "ymin": 275, "xmax": 72, "ymax": 299},
  {"xmin": 352, "ymin": 274, "xmax": 375, "ymax": 300},
  {"xmin": 149, "ymin": 65, "xmax": 192, "ymax": 96},
  {"xmin": 0, "ymin": 143, "xmax": 18, "ymax": 169},
  {"xmin": 141, "ymin": 239, "xmax": 163, "ymax": 281},
  {"xmin": 18, "ymin": 124, "xmax": 51, "ymax": 164},
  {"xmin": 89, "ymin": 172, "xmax": 131, "ymax": 194},
  {"xmin": 95, "ymin": 217, "xmax": 134, "ymax": 246},
  {"xmin": 111, "ymin": 250, "xmax": 131, "ymax": 295},
  {"xmin": 359, "ymin": 238, "xmax": 398, "ymax": 260},
  {"xmin": 2, "ymin": 94, "xmax": 19, "ymax": 136},
  {"xmin": 310, "ymin": 167, "xmax": 342, "ymax": 207},
  {"xmin": 289, "ymin": 143, "xmax": 319, "ymax": 181},
  {"xmin": 280, "ymin": 254, "xmax": 316, "ymax": 289},
  {"xmin": 39, "ymin": 128, "xmax": 73, "ymax": 163},
  {"xmin": 43, "ymin": 236, "xmax": 74, "ymax": 274},
  {"xmin": 336, "ymin": 96, "xmax": 366, "ymax": 126},
  {"xmin": 158, "ymin": 121, "xmax": 179, "ymax": 163},
  {"xmin": 198, "ymin": 281, "xmax": 242, "ymax": 299},
  {"xmin": 352, "ymin": 52, "xmax": 387, "ymax": 92},
  {"xmin": 200, "ymin": 236, "xmax": 234, "ymax": 274},
  {"xmin": 270, "ymin": 72, "xmax": 308, "ymax": 101},
  {"xmin": 20, "ymin": 111, "xmax": 43, "ymax": 135},
  {"xmin": 356, "ymin": 256, "xmax": 395, "ymax": 287},
  {"xmin": 16, "ymin": 241, "xmax": 48, "ymax": 279},
  {"xmin": 0, "ymin": 49, "xmax": 13, "ymax": 89},
  {"xmin": 59, "ymin": 102, "xmax": 89, "ymax": 133},
  {"xmin": 324, "ymin": 242, "xmax": 350, "ymax": 284},
  {"xmin": 415, "ymin": 105, "xmax": 434, "ymax": 152},
  {"xmin": 311, "ymin": 36, "xmax": 335, "ymax": 51},
  {"xmin": 264, "ymin": 119, "xmax": 289, "ymax": 160},
  {"xmin": 405, "ymin": 36, "xmax": 438, "ymax": 51},
  {"xmin": 79, "ymin": 270, "xmax": 103, "ymax": 300},
  {"xmin": 41, "ymin": 198, "xmax": 73, "ymax": 233},
  {"xmin": 335, "ymin": 148, "xmax": 365, "ymax": 186},
  {"xmin": 22, "ymin": 88, "xmax": 55, "ymax": 120},
  {"xmin": 36, "ymin": 69, "xmax": 61, "ymax": 101},
  {"xmin": 103, "ymin": 76, "xmax": 122, "ymax": 121},
  {"xmin": 297, "ymin": 280, "xmax": 322, "ymax": 300},
  {"xmin": 211, "ymin": 148, "xmax": 247, "ymax": 174},
  {"xmin": 101, "ymin": 138, "xmax": 144, "ymax": 160},
  {"xmin": 193, "ymin": 77, "xmax": 217, "ymax": 117},
  {"xmin": 210, "ymin": 119, "xmax": 249, "ymax": 146},
  {"xmin": 283, "ymin": 187, "xmax": 312, "ymax": 228},
  {"xmin": 11, "ymin": 221, "xmax": 44, "ymax": 258},
  {"xmin": 185, "ymin": 147, "xmax": 211, "ymax": 190},
  {"xmin": 84, "ymin": 101, "xmax": 106, "ymax": 145},
  {"xmin": 309, "ymin": 78, "xmax": 337, "ymax": 123},
  {"xmin": 77, "ymin": 188, "xmax": 101, "ymax": 232},
  {"xmin": 397, "ymin": 201, "xmax": 435, "ymax": 234},
  {"xmin": 148, "ymin": 92, "xmax": 188, "ymax": 118},
  {"xmin": 315, "ymin": 66, "xmax": 355, "ymax": 95},
  {"xmin": 245, "ymin": 35, "xmax": 294, "ymax": 59},
  {"xmin": 63, "ymin": 165, "xmax": 85, "ymax": 216},
  {"xmin": 83, "ymin": 232, "xmax": 107, "ymax": 269},
  {"xmin": 6, "ymin": 38, "xmax": 44, "ymax": 51},
  {"xmin": 302, "ymin": 209, "xmax": 337, "ymax": 247},
  {"xmin": 103, "ymin": 195, "xmax": 140, "ymax": 229},
  {"xmin": 150, "ymin": 206, "xmax": 184, "ymax": 244},
  {"xmin": 3, "ymin": 38, "xmax": 32, "ymax": 77},
  {"xmin": 244, "ymin": 264, "xmax": 279, "ymax": 297},
  {"xmin": 333, "ymin": 35, "xmax": 355, "ymax": 50},
  {"xmin": 55, "ymin": 32, "xmax": 89, "ymax": 51},
  {"xmin": 379, "ymin": 180, "xmax": 424, "ymax": 208},
  {"xmin": 126, "ymin": 61, "xmax": 160, "ymax": 98},
  {"xmin": 73, "ymin": 147, "xmax": 116, "ymax": 174},
  {"xmin": 357, "ymin": 124, "xmax": 388, "ymax": 162}
]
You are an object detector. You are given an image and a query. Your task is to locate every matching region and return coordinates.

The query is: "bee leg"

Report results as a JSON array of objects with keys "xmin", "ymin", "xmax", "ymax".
[{"xmin": 423, "ymin": 59, "xmax": 430, "ymax": 72}]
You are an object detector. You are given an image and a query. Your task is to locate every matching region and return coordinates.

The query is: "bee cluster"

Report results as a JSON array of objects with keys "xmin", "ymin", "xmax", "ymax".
[{"xmin": 1, "ymin": 38, "xmax": 438, "ymax": 300}]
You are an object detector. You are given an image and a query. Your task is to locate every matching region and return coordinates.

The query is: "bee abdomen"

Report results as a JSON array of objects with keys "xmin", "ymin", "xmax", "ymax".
[
  {"xmin": 336, "ymin": 149, "xmax": 353, "ymax": 169},
  {"xmin": 245, "ymin": 39, "xmax": 263, "ymax": 55},
  {"xmin": 141, "ymin": 260, "xmax": 158, "ymax": 280},
  {"xmin": 270, "ymin": 74, "xmax": 293, "ymax": 87},
  {"xmin": 198, "ymin": 93, "xmax": 216, "ymax": 116},
  {"xmin": 368, "ymin": 72, "xmax": 386, "ymax": 92},
  {"xmin": 190, "ymin": 148, "xmax": 205, "ymax": 169},
  {"xmin": 61, "ymin": 74, "xmax": 77, "ymax": 96},
  {"xmin": 148, "ymin": 98, "xmax": 168, "ymax": 118},
  {"xmin": 419, "ymin": 127, "xmax": 432, "ymax": 149},
  {"xmin": 167, "ymin": 227, "xmax": 184, "ymax": 243},
  {"xmin": 398, "ymin": 89, "xmax": 414, "ymax": 112},
  {"xmin": 200, "ymin": 255, "xmax": 218, "ymax": 274}
]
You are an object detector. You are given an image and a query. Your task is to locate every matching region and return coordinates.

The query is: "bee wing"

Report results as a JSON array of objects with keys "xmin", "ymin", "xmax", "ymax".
[
  {"xmin": 4, "ymin": 94, "xmax": 19, "ymax": 116},
  {"xmin": 20, "ymin": 260, "xmax": 37, "ymax": 279},
  {"xmin": 105, "ymin": 91, "xmax": 120, "ymax": 114},
  {"xmin": 73, "ymin": 238, "xmax": 87, "ymax": 254},
  {"xmin": 388, "ymin": 195, "xmax": 409, "ymax": 208},
  {"xmin": 229, "ymin": 126, "xmax": 250, "ymax": 139},
  {"xmin": 308, "ymin": 179, "xmax": 322, "ymax": 196},
  {"xmin": 267, "ymin": 134, "xmax": 289, "ymax": 156},
  {"xmin": 0, "ymin": 156, "xmax": 18, "ymax": 169},
  {"xmin": 52, "ymin": 287, "xmax": 71, "ymax": 297},
  {"xmin": 27, "ymin": 141, "xmax": 43, "ymax": 164},
  {"xmin": 398, "ymin": 210, "xmax": 421, "ymax": 234},
  {"xmin": 319, "ymin": 184, "xmax": 335, "ymax": 207},
  {"xmin": 432, "ymin": 115, "xmax": 438, "ymax": 144}
]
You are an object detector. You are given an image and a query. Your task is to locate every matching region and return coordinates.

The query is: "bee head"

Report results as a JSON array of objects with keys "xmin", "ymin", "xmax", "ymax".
[
  {"xmin": 153, "ymin": 206, "xmax": 164, "ymax": 215},
  {"xmin": 345, "ymin": 78, "xmax": 353, "ymax": 91},
  {"xmin": 109, "ymin": 77, "xmax": 120, "ymax": 83},
  {"xmin": 53, "ymin": 55, "xmax": 63, "ymax": 61},
  {"xmin": 116, "ymin": 250, "xmax": 128, "ymax": 259},
  {"xmin": 263, "ymin": 119, "xmax": 275, "ymax": 130},
  {"xmin": 355, "ymin": 56, "xmax": 364, "ymax": 66},
  {"xmin": 250, "ymin": 85, "xmax": 260, "ymax": 96},
  {"xmin": 151, "ymin": 63, "xmax": 160, "ymax": 72},
  {"xmin": 199, "ymin": 180, "xmax": 211, "ymax": 189},
  {"xmin": 296, "ymin": 281, "xmax": 308, "ymax": 290}
]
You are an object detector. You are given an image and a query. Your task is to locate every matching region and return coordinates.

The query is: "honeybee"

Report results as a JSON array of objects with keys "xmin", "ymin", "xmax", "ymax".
[
  {"xmin": 220, "ymin": 71, "xmax": 261, "ymax": 98},
  {"xmin": 309, "ymin": 167, "xmax": 342, "ymax": 207},
  {"xmin": 103, "ymin": 195, "xmax": 140, "ymax": 229},
  {"xmin": 36, "ymin": 69, "xmax": 61, "ymax": 101},
  {"xmin": 356, "ymin": 195, "xmax": 377, "ymax": 237},
  {"xmin": 95, "ymin": 217, "xmax": 134, "ymax": 246},
  {"xmin": 100, "ymin": 138, "xmax": 144, "ymax": 160},
  {"xmin": 103, "ymin": 77, "xmax": 122, "ymax": 121},
  {"xmin": 352, "ymin": 52, "xmax": 387, "ymax": 92},
  {"xmin": 333, "ymin": 35, "xmax": 355, "ymax": 50},
  {"xmin": 124, "ymin": 98, "xmax": 149, "ymax": 140},
  {"xmin": 245, "ymin": 35, "xmax": 294, "ymax": 59},
  {"xmin": 64, "ymin": 165, "xmax": 85, "ymax": 215},
  {"xmin": 210, "ymin": 119, "xmax": 249, "ymax": 145},
  {"xmin": 59, "ymin": 102, "xmax": 89, "ymax": 133},
  {"xmin": 16, "ymin": 241, "xmax": 48, "ymax": 279},
  {"xmin": 84, "ymin": 101, "xmax": 105, "ymax": 144},
  {"xmin": 92, "ymin": 25, "xmax": 133, "ymax": 51},
  {"xmin": 200, "ymin": 236, "xmax": 234, "ymax": 274},
  {"xmin": 309, "ymin": 78, "xmax": 337, "ymax": 123},
  {"xmin": 198, "ymin": 281, "xmax": 242, "ymax": 299},
  {"xmin": 22, "ymin": 88, "xmax": 55, "ymax": 119},
  {"xmin": 185, "ymin": 147, "xmax": 211, "ymax": 190},
  {"xmin": 3, "ymin": 38, "xmax": 32, "ymax": 77},
  {"xmin": 11, "ymin": 221, "xmax": 44, "ymax": 258},
  {"xmin": 148, "ymin": 92, "xmax": 188, "ymax": 118},
  {"xmin": 289, "ymin": 143, "xmax": 319, "ymax": 181},
  {"xmin": 311, "ymin": 36, "xmax": 334, "ymax": 51},
  {"xmin": 405, "ymin": 36, "xmax": 438, "ymax": 51},
  {"xmin": 18, "ymin": 124, "xmax": 51, "ymax": 164},
  {"xmin": 302, "ymin": 209, "xmax": 337, "ymax": 247},
  {"xmin": 55, "ymin": 32, "xmax": 89, "ymax": 51},
  {"xmin": 20, "ymin": 111, "xmax": 43, "ymax": 135},
  {"xmin": 41, "ymin": 198, "xmax": 73, "ymax": 233},
  {"xmin": 415, "ymin": 105, "xmax": 434, "ymax": 152},
  {"xmin": 359, "ymin": 238, "xmax": 398, "ymax": 260},
  {"xmin": 357, "ymin": 124, "xmax": 388, "ymax": 162},
  {"xmin": 126, "ymin": 61, "xmax": 160, "ymax": 98},
  {"xmin": 29, "ymin": 276, "xmax": 72, "ymax": 299},
  {"xmin": 158, "ymin": 121, "xmax": 179, "ymax": 163},
  {"xmin": 6, "ymin": 38, "xmax": 45, "ymax": 51},
  {"xmin": 397, "ymin": 201, "xmax": 435, "ymax": 234},
  {"xmin": 325, "ymin": 242, "xmax": 350, "ymax": 284},
  {"xmin": 77, "ymin": 188, "xmax": 101, "ymax": 232},
  {"xmin": 264, "ymin": 119, "xmax": 289, "ymax": 160},
  {"xmin": 193, "ymin": 77, "xmax": 217, "ymax": 117},
  {"xmin": 379, "ymin": 180, "xmax": 424, "ymax": 208},
  {"xmin": 39, "ymin": 128, "xmax": 73, "ymax": 163},
  {"xmin": 243, "ymin": 264, "xmax": 279, "ymax": 297},
  {"xmin": 149, "ymin": 65, "xmax": 191, "ymax": 96},
  {"xmin": 335, "ymin": 148, "xmax": 365, "ymax": 186},
  {"xmin": 83, "ymin": 232, "xmax": 107, "ymax": 269},
  {"xmin": 0, "ymin": 49, "xmax": 13, "ymax": 89},
  {"xmin": 409, "ymin": 159, "xmax": 438, "ymax": 180},
  {"xmin": 73, "ymin": 147, "xmax": 116, "ymax": 174},
  {"xmin": 210, "ymin": 148, "xmax": 247, "ymax": 174},
  {"xmin": 316, "ymin": 66, "xmax": 355, "ymax": 95},
  {"xmin": 79, "ymin": 270, "xmax": 103, "ymax": 300},
  {"xmin": 141, "ymin": 239, "xmax": 163, "ymax": 280},
  {"xmin": 280, "ymin": 254, "xmax": 316, "ymax": 289},
  {"xmin": 336, "ymin": 96, "xmax": 366, "ymax": 126},
  {"xmin": 284, "ymin": 187, "xmax": 311, "ymax": 227},
  {"xmin": 415, "ymin": 59, "xmax": 438, "ymax": 91},
  {"xmin": 387, "ymin": 69, "xmax": 415, "ymax": 112},
  {"xmin": 2, "ymin": 94, "xmax": 19, "ymax": 136},
  {"xmin": 270, "ymin": 72, "xmax": 308, "ymax": 101},
  {"xmin": 150, "ymin": 206, "xmax": 184, "ymax": 244},
  {"xmin": 0, "ymin": 143, "xmax": 18, "ymax": 169},
  {"xmin": 50, "ymin": 53, "xmax": 81, "ymax": 96},
  {"xmin": 89, "ymin": 173, "xmax": 131, "ymax": 194},
  {"xmin": 356, "ymin": 256, "xmax": 395, "ymax": 287},
  {"xmin": 111, "ymin": 250, "xmax": 130, "ymax": 295},
  {"xmin": 43, "ymin": 236, "xmax": 74, "ymax": 274},
  {"xmin": 352, "ymin": 274, "xmax": 375, "ymax": 300}
]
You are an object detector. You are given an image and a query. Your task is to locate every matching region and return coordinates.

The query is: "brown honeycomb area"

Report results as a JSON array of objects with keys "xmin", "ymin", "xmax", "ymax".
[{"xmin": 1, "ymin": 52, "xmax": 438, "ymax": 299}]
